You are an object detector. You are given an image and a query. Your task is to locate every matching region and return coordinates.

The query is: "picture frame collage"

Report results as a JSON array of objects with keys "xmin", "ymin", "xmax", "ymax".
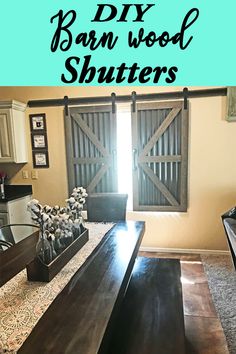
[{"xmin": 29, "ymin": 114, "xmax": 49, "ymax": 168}]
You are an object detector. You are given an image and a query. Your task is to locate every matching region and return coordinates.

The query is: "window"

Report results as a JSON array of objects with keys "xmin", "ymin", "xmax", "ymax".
[{"xmin": 65, "ymin": 100, "xmax": 188, "ymax": 212}]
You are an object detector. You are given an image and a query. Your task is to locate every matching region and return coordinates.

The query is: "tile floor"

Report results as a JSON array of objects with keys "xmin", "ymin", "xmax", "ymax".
[{"xmin": 139, "ymin": 252, "xmax": 229, "ymax": 354}]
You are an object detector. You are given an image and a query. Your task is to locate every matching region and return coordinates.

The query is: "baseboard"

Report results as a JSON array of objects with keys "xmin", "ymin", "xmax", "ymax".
[{"xmin": 139, "ymin": 246, "xmax": 230, "ymax": 255}]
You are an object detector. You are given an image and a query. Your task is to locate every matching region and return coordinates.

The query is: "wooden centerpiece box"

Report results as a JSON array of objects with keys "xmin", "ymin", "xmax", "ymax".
[{"xmin": 26, "ymin": 228, "xmax": 89, "ymax": 282}]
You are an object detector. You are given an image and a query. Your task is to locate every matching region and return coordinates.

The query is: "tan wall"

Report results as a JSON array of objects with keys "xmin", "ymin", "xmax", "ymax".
[{"xmin": 0, "ymin": 86, "xmax": 235, "ymax": 251}]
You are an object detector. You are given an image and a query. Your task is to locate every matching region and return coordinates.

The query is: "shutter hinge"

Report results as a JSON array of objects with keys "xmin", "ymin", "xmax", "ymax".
[
  {"xmin": 131, "ymin": 91, "xmax": 137, "ymax": 113},
  {"xmin": 111, "ymin": 92, "xmax": 116, "ymax": 114},
  {"xmin": 183, "ymin": 87, "xmax": 188, "ymax": 110},
  {"xmin": 64, "ymin": 96, "xmax": 69, "ymax": 117}
]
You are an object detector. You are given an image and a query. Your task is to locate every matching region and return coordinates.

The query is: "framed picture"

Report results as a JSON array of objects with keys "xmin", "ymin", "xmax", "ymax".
[
  {"xmin": 31, "ymin": 132, "xmax": 48, "ymax": 149},
  {"xmin": 32, "ymin": 151, "xmax": 49, "ymax": 168},
  {"xmin": 29, "ymin": 113, "xmax": 47, "ymax": 131},
  {"xmin": 226, "ymin": 87, "xmax": 236, "ymax": 121}
]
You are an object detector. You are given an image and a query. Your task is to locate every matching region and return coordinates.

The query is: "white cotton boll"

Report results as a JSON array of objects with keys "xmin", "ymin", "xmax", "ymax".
[
  {"xmin": 42, "ymin": 213, "xmax": 50, "ymax": 222},
  {"xmin": 69, "ymin": 197, "xmax": 76, "ymax": 203},
  {"xmin": 31, "ymin": 206, "xmax": 40, "ymax": 213},
  {"xmin": 31, "ymin": 204, "xmax": 38, "ymax": 209},
  {"xmin": 31, "ymin": 199, "xmax": 39, "ymax": 205},
  {"xmin": 28, "ymin": 201, "xmax": 38, "ymax": 210},
  {"xmin": 60, "ymin": 213, "xmax": 67, "ymax": 220},
  {"xmin": 49, "ymin": 234, "xmax": 55, "ymax": 241},
  {"xmin": 29, "ymin": 199, "xmax": 36, "ymax": 204}
]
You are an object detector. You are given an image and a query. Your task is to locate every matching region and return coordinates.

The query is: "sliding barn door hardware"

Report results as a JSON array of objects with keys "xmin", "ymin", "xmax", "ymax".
[
  {"xmin": 28, "ymin": 88, "xmax": 227, "ymax": 108},
  {"xmin": 131, "ymin": 91, "xmax": 137, "ymax": 113},
  {"xmin": 183, "ymin": 87, "xmax": 188, "ymax": 110},
  {"xmin": 64, "ymin": 96, "xmax": 69, "ymax": 117},
  {"xmin": 111, "ymin": 92, "xmax": 116, "ymax": 114}
]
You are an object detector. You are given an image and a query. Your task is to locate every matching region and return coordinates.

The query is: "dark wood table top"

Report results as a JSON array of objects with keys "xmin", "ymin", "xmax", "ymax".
[
  {"xmin": 0, "ymin": 230, "xmax": 38, "ymax": 287},
  {"xmin": 18, "ymin": 221, "xmax": 145, "ymax": 354}
]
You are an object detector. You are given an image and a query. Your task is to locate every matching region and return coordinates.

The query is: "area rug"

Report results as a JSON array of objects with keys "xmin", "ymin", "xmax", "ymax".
[{"xmin": 201, "ymin": 254, "xmax": 236, "ymax": 354}]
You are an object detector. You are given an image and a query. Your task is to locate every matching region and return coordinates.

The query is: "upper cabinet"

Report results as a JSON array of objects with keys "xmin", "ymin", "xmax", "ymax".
[{"xmin": 0, "ymin": 100, "xmax": 28, "ymax": 163}]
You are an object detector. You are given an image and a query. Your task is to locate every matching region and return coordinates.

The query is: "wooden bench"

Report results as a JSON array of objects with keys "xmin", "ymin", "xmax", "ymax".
[{"xmin": 107, "ymin": 257, "xmax": 186, "ymax": 354}]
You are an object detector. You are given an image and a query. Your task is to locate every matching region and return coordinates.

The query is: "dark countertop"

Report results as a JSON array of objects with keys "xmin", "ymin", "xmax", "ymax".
[{"xmin": 0, "ymin": 185, "xmax": 32, "ymax": 203}]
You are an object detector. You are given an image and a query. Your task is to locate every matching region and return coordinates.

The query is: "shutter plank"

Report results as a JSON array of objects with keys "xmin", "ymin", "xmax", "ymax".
[
  {"xmin": 179, "ymin": 106, "xmax": 188, "ymax": 211},
  {"xmin": 64, "ymin": 108, "xmax": 75, "ymax": 193},
  {"xmin": 73, "ymin": 157, "xmax": 112, "ymax": 165},
  {"xmin": 139, "ymin": 155, "xmax": 182, "ymax": 163},
  {"xmin": 131, "ymin": 105, "xmax": 139, "ymax": 210}
]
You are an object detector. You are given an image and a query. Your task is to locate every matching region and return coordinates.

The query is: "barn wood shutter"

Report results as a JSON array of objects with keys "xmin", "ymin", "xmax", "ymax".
[
  {"xmin": 65, "ymin": 105, "xmax": 117, "ymax": 194},
  {"xmin": 132, "ymin": 101, "xmax": 188, "ymax": 212}
]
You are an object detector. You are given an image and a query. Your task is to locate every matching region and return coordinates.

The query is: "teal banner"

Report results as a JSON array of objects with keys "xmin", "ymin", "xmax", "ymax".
[{"xmin": 0, "ymin": 0, "xmax": 235, "ymax": 85}]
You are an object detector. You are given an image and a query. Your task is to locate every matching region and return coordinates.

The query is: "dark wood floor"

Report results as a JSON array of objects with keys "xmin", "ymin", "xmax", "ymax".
[{"xmin": 139, "ymin": 252, "xmax": 229, "ymax": 354}]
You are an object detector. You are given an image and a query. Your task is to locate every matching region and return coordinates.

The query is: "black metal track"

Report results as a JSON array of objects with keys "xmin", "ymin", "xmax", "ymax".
[{"xmin": 27, "ymin": 87, "xmax": 227, "ymax": 108}]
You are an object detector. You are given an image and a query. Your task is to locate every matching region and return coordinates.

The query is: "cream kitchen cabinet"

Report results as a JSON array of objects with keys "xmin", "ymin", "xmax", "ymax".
[
  {"xmin": 0, "ymin": 195, "xmax": 32, "ymax": 227},
  {"xmin": 0, "ymin": 100, "xmax": 28, "ymax": 163},
  {"xmin": 0, "ymin": 212, "xmax": 8, "ymax": 227}
]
